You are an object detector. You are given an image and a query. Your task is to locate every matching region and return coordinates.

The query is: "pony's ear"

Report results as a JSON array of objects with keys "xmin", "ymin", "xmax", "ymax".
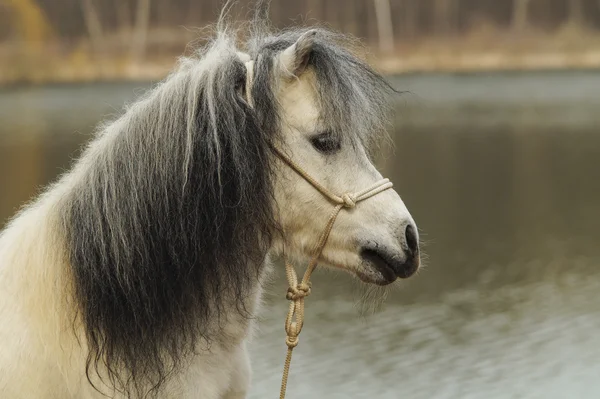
[{"xmin": 280, "ymin": 30, "xmax": 317, "ymax": 77}]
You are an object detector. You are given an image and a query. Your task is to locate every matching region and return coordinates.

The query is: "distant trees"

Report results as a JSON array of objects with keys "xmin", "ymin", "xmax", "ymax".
[
  {"xmin": 512, "ymin": 0, "xmax": 532, "ymax": 31},
  {"xmin": 567, "ymin": 0, "xmax": 585, "ymax": 26},
  {"xmin": 114, "ymin": 0, "xmax": 132, "ymax": 32},
  {"xmin": 79, "ymin": 0, "xmax": 151, "ymax": 61},
  {"xmin": 131, "ymin": 0, "xmax": 151, "ymax": 61},
  {"xmin": 374, "ymin": 0, "xmax": 394, "ymax": 52},
  {"xmin": 4, "ymin": 0, "xmax": 52, "ymax": 45},
  {"xmin": 434, "ymin": 0, "xmax": 459, "ymax": 35},
  {"xmin": 81, "ymin": 0, "xmax": 103, "ymax": 53},
  {"xmin": 399, "ymin": 0, "xmax": 419, "ymax": 39},
  {"xmin": 3, "ymin": 0, "xmax": 600, "ymax": 56}
]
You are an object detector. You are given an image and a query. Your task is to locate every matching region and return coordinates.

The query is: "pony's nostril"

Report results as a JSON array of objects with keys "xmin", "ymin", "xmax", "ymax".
[{"xmin": 405, "ymin": 224, "xmax": 419, "ymax": 255}]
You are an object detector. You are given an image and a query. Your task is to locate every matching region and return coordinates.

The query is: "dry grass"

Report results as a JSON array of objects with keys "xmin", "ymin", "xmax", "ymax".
[
  {"xmin": 376, "ymin": 26, "xmax": 600, "ymax": 74},
  {"xmin": 2, "ymin": 27, "xmax": 600, "ymax": 85}
]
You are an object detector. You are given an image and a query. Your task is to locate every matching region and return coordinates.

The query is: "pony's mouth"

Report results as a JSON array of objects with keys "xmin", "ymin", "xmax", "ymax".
[{"xmin": 359, "ymin": 247, "xmax": 419, "ymax": 286}]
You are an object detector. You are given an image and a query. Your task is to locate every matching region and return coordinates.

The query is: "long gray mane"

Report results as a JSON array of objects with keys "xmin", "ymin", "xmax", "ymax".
[{"xmin": 60, "ymin": 8, "xmax": 396, "ymax": 398}]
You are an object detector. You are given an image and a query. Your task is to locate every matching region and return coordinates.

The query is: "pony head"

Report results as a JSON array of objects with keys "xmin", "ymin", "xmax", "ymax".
[{"xmin": 247, "ymin": 28, "xmax": 420, "ymax": 285}]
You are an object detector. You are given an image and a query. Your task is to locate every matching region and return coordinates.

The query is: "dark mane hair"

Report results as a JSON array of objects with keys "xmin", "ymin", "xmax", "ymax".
[
  {"xmin": 61, "ymin": 34, "xmax": 278, "ymax": 396},
  {"xmin": 59, "ymin": 6, "xmax": 396, "ymax": 398}
]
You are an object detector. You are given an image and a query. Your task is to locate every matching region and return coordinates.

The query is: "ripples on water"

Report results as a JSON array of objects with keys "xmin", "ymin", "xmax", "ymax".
[{"xmin": 1, "ymin": 72, "xmax": 599, "ymax": 398}]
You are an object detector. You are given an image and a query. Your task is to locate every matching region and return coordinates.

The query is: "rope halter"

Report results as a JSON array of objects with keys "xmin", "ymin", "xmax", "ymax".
[{"xmin": 244, "ymin": 60, "xmax": 394, "ymax": 399}]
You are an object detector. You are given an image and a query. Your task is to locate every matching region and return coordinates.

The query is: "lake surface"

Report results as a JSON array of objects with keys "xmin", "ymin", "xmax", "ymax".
[{"xmin": 1, "ymin": 72, "xmax": 599, "ymax": 398}]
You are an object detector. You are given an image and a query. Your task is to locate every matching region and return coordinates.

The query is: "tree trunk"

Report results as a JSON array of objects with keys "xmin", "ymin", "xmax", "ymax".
[
  {"xmin": 434, "ymin": 0, "xmax": 457, "ymax": 35},
  {"xmin": 307, "ymin": 0, "xmax": 321, "ymax": 20},
  {"xmin": 511, "ymin": 0, "xmax": 531, "ymax": 31},
  {"xmin": 270, "ymin": 0, "xmax": 281, "ymax": 28},
  {"xmin": 343, "ymin": 0, "xmax": 358, "ymax": 35},
  {"xmin": 157, "ymin": 0, "xmax": 172, "ymax": 26},
  {"xmin": 374, "ymin": 0, "xmax": 394, "ymax": 53},
  {"xmin": 401, "ymin": 0, "xmax": 418, "ymax": 40},
  {"xmin": 355, "ymin": 0, "xmax": 370, "ymax": 39},
  {"xmin": 187, "ymin": 0, "xmax": 201, "ymax": 24},
  {"xmin": 567, "ymin": 0, "xmax": 584, "ymax": 26},
  {"xmin": 324, "ymin": 0, "xmax": 344, "ymax": 31},
  {"xmin": 115, "ymin": 0, "xmax": 131, "ymax": 33},
  {"xmin": 131, "ymin": 0, "xmax": 151, "ymax": 63},
  {"xmin": 81, "ymin": 0, "xmax": 104, "ymax": 54}
]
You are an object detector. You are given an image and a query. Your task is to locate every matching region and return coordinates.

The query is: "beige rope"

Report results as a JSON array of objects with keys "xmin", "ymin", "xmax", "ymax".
[
  {"xmin": 244, "ymin": 60, "xmax": 393, "ymax": 399},
  {"xmin": 276, "ymin": 150, "xmax": 392, "ymax": 399}
]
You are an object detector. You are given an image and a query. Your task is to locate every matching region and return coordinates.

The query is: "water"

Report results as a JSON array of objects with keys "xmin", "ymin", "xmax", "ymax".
[{"xmin": 1, "ymin": 72, "xmax": 599, "ymax": 398}]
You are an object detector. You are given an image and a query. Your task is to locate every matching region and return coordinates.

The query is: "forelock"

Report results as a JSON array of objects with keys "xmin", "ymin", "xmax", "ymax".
[{"xmin": 246, "ymin": 27, "xmax": 397, "ymax": 151}]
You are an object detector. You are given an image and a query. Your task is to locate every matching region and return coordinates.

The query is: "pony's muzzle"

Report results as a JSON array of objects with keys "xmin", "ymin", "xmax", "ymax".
[
  {"xmin": 404, "ymin": 224, "xmax": 419, "ymax": 259},
  {"xmin": 359, "ymin": 223, "xmax": 420, "ymax": 284},
  {"xmin": 398, "ymin": 224, "xmax": 420, "ymax": 278}
]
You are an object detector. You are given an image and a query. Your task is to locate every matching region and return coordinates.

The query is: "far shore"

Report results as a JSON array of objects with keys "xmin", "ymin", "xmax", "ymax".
[
  {"xmin": 3, "ymin": 52, "xmax": 600, "ymax": 87},
  {"xmin": 3, "ymin": 31, "xmax": 600, "ymax": 85}
]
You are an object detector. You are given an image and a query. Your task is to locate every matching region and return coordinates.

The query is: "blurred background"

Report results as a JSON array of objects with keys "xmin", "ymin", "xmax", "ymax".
[
  {"xmin": 1, "ymin": 1, "xmax": 600, "ymax": 398},
  {"xmin": 3, "ymin": 0, "xmax": 600, "ymax": 81}
]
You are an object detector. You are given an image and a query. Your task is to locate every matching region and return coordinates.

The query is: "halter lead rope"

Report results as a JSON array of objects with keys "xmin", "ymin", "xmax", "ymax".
[{"xmin": 244, "ymin": 61, "xmax": 393, "ymax": 399}]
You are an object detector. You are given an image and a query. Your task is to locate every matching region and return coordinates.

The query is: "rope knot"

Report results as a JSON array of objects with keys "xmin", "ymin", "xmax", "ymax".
[
  {"xmin": 285, "ymin": 336, "xmax": 299, "ymax": 348},
  {"xmin": 341, "ymin": 193, "xmax": 356, "ymax": 208},
  {"xmin": 286, "ymin": 283, "xmax": 311, "ymax": 301}
]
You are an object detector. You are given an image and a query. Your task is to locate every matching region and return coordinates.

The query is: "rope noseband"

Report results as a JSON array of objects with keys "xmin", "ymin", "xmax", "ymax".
[{"xmin": 245, "ymin": 61, "xmax": 393, "ymax": 399}]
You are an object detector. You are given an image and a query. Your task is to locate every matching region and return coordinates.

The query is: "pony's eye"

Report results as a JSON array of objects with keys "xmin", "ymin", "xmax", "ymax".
[{"xmin": 310, "ymin": 132, "xmax": 341, "ymax": 155}]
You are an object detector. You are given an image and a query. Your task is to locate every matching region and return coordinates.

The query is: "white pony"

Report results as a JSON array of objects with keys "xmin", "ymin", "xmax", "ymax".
[{"xmin": 0, "ymin": 10, "xmax": 419, "ymax": 399}]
